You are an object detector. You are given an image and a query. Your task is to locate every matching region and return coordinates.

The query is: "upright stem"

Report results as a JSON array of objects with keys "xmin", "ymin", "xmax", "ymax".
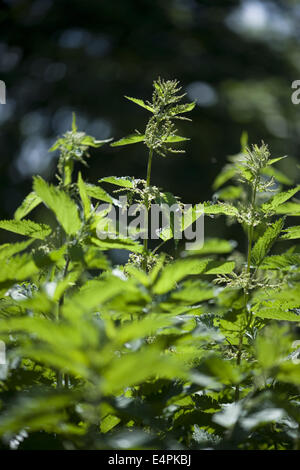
[
  {"xmin": 57, "ymin": 256, "xmax": 70, "ymax": 388},
  {"xmin": 235, "ymin": 180, "xmax": 258, "ymax": 401},
  {"xmin": 143, "ymin": 148, "xmax": 153, "ymax": 270},
  {"xmin": 146, "ymin": 148, "xmax": 153, "ymax": 188},
  {"xmin": 246, "ymin": 184, "xmax": 257, "ymax": 275}
]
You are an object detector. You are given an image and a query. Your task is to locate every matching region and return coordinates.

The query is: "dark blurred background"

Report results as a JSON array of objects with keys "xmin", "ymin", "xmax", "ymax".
[{"xmin": 1, "ymin": 0, "xmax": 300, "ymax": 243}]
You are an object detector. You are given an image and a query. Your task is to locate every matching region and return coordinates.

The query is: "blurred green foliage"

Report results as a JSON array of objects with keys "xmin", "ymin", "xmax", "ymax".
[{"xmin": 1, "ymin": 0, "xmax": 300, "ymax": 246}]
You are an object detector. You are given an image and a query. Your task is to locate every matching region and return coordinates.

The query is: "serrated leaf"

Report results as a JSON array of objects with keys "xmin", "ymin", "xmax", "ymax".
[
  {"xmin": 165, "ymin": 135, "xmax": 190, "ymax": 143},
  {"xmin": 281, "ymin": 226, "xmax": 300, "ymax": 240},
  {"xmin": 254, "ymin": 308, "xmax": 300, "ymax": 322},
  {"xmin": 237, "ymin": 164, "xmax": 252, "ymax": 182},
  {"xmin": 110, "ymin": 134, "xmax": 145, "ymax": 147},
  {"xmin": 251, "ymin": 218, "xmax": 284, "ymax": 266},
  {"xmin": 0, "ymin": 219, "xmax": 51, "ymax": 240},
  {"xmin": 261, "ymin": 186, "xmax": 300, "ymax": 213},
  {"xmin": 91, "ymin": 236, "xmax": 144, "ymax": 253},
  {"xmin": 125, "ymin": 96, "xmax": 154, "ymax": 112},
  {"xmin": 204, "ymin": 202, "xmax": 238, "ymax": 217},
  {"xmin": 260, "ymin": 253, "xmax": 300, "ymax": 269},
  {"xmin": 84, "ymin": 183, "xmax": 113, "ymax": 203},
  {"xmin": 153, "ymin": 258, "xmax": 211, "ymax": 294},
  {"xmin": 204, "ymin": 260, "xmax": 235, "ymax": 275},
  {"xmin": 275, "ymin": 202, "xmax": 300, "ymax": 216},
  {"xmin": 267, "ymin": 156, "xmax": 287, "ymax": 165},
  {"xmin": 14, "ymin": 192, "xmax": 42, "ymax": 220},
  {"xmin": 99, "ymin": 176, "xmax": 135, "ymax": 189},
  {"xmin": 0, "ymin": 240, "xmax": 34, "ymax": 260},
  {"xmin": 0, "ymin": 253, "xmax": 39, "ymax": 282},
  {"xmin": 169, "ymin": 102, "xmax": 196, "ymax": 115},
  {"xmin": 77, "ymin": 172, "xmax": 91, "ymax": 219},
  {"xmin": 254, "ymin": 288, "xmax": 300, "ymax": 311},
  {"xmin": 33, "ymin": 176, "xmax": 81, "ymax": 235}
]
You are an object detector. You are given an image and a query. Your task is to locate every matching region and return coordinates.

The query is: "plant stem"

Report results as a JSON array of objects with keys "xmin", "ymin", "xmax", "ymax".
[
  {"xmin": 235, "ymin": 179, "xmax": 258, "ymax": 401},
  {"xmin": 143, "ymin": 148, "xmax": 153, "ymax": 270},
  {"xmin": 57, "ymin": 256, "xmax": 70, "ymax": 388},
  {"xmin": 146, "ymin": 148, "xmax": 153, "ymax": 188},
  {"xmin": 246, "ymin": 183, "xmax": 257, "ymax": 275}
]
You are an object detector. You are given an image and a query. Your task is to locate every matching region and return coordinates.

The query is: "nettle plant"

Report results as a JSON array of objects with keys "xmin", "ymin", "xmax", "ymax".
[{"xmin": 0, "ymin": 79, "xmax": 300, "ymax": 450}]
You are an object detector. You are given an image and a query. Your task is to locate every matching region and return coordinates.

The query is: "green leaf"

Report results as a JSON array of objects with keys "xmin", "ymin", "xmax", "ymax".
[
  {"xmin": 91, "ymin": 236, "xmax": 144, "ymax": 253},
  {"xmin": 0, "ymin": 219, "xmax": 51, "ymax": 240},
  {"xmin": 261, "ymin": 166, "xmax": 293, "ymax": 186},
  {"xmin": 169, "ymin": 102, "xmax": 196, "ymax": 115},
  {"xmin": 124, "ymin": 265, "xmax": 150, "ymax": 286},
  {"xmin": 281, "ymin": 226, "xmax": 300, "ymax": 240},
  {"xmin": 77, "ymin": 172, "xmax": 91, "ymax": 219},
  {"xmin": 80, "ymin": 135, "xmax": 112, "ymax": 147},
  {"xmin": 255, "ymin": 324, "xmax": 293, "ymax": 369},
  {"xmin": 153, "ymin": 258, "xmax": 211, "ymax": 294},
  {"xmin": 204, "ymin": 202, "xmax": 238, "ymax": 217},
  {"xmin": 251, "ymin": 218, "xmax": 284, "ymax": 266},
  {"xmin": 100, "ymin": 415, "xmax": 121, "ymax": 433},
  {"xmin": 0, "ymin": 240, "xmax": 34, "ymax": 260},
  {"xmin": 0, "ymin": 392, "xmax": 83, "ymax": 437},
  {"xmin": 254, "ymin": 308, "xmax": 300, "ymax": 322},
  {"xmin": 14, "ymin": 192, "xmax": 42, "ymax": 220},
  {"xmin": 62, "ymin": 279, "xmax": 121, "ymax": 315},
  {"xmin": 217, "ymin": 185, "xmax": 242, "ymax": 201},
  {"xmin": 267, "ymin": 156, "xmax": 287, "ymax": 166},
  {"xmin": 102, "ymin": 347, "xmax": 186, "ymax": 395},
  {"xmin": 72, "ymin": 112, "xmax": 77, "ymax": 131},
  {"xmin": 112, "ymin": 314, "xmax": 174, "ymax": 344},
  {"xmin": 158, "ymin": 203, "xmax": 203, "ymax": 242},
  {"xmin": 99, "ymin": 176, "xmax": 135, "ymax": 189},
  {"xmin": 260, "ymin": 253, "xmax": 300, "ymax": 269},
  {"xmin": 170, "ymin": 280, "xmax": 215, "ymax": 304},
  {"xmin": 33, "ymin": 176, "xmax": 81, "ymax": 235},
  {"xmin": 125, "ymin": 96, "xmax": 154, "ymax": 112},
  {"xmin": 275, "ymin": 202, "xmax": 300, "ymax": 216},
  {"xmin": 206, "ymin": 356, "xmax": 241, "ymax": 385},
  {"xmin": 278, "ymin": 363, "xmax": 300, "ymax": 385},
  {"xmin": 83, "ymin": 246, "xmax": 110, "ymax": 270},
  {"xmin": 212, "ymin": 166, "xmax": 236, "ymax": 190},
  {"xmin": 0, "ymin": 253, "xmax": 39, "ymax": 282},
  {"xmin": 188, "ymin": 238, "xmax": 235, "ymax": 255},
  {"xmin": 165, "ymin": 135, "xmax": 190, "ymax": 143},
  {"xmin": 237, "ymin": 164, "xmax": 253, "ymax": 183},
  {"xmin": 240, "ymin": 131, "xmax": 248, "ymax": 151},
  {"xmin": 84, "ymin": 183, "xmax": 113, "ymax": 203},
  {"xmin": 254, "ymin": 288, "xmax": 300, "ymax": 311},
  {"xmin": 110, "ymin": 134, "xmax": 145, "ymax": 147},
  {"xmin": 261, "ymin": 186, "xmax": 300, "ymax": 213},
  {"xmin": 204, "ymin": 260, "xmax": 235, "ymax": 275}
]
